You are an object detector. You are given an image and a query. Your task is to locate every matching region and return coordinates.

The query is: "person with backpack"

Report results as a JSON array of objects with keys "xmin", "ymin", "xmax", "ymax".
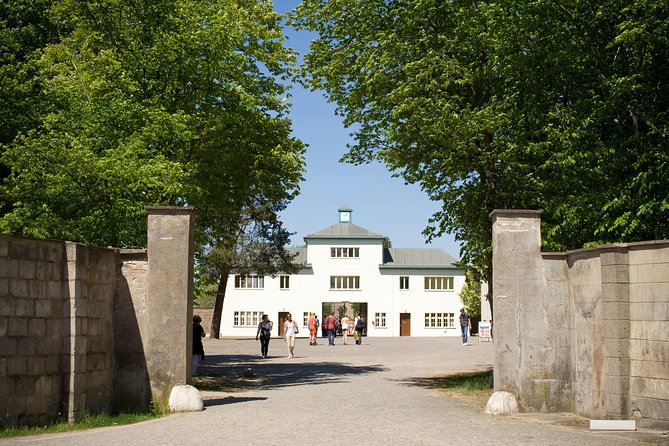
[
  {"xmin": 256, "ymin": 314, "xmax": 273, "ymax": 358},
  {"xmin": 354, "ymin": 313, "xmax": 365, "ymax": 345}
]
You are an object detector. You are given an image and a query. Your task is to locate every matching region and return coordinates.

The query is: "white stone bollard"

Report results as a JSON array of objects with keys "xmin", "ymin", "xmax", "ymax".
[
  {"xmin": 168, "ymin": 385, "xmax": 204, "ymax": 412},
  {"xmin": 485, "ymin": 391, "xmax": 519, "ymax": 415}
]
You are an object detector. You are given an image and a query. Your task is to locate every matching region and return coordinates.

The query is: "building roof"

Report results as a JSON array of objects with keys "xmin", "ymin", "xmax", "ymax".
[
  {"xmin": 287, "ymin": 247, "xmax": 308, "ymax": 264},
  {"xmin": 381, "ymin": 248, "xmax": 459, "ymax": 269},
  {"xmin": 304, "ymin": 222, "xmax": 386, "ymax": 240}
]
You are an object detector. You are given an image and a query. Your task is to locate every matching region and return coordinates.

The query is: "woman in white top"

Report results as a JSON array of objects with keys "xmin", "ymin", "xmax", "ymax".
[
  {"xmin": 340, "ymin": 314, "xmax": 351, "ymax": 345},
  {"xmin": 283, "ymin": 313, "xmax": 299, "ymax": 358}
]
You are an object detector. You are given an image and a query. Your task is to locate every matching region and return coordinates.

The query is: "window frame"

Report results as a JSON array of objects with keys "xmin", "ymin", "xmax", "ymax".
[
  {"xmin": 423, "ymin": 276, "xmax": 454, "ymax": 291},
  {"xmin": 329, "ymin": 275, "xmax": 361, "ymax": 290}
]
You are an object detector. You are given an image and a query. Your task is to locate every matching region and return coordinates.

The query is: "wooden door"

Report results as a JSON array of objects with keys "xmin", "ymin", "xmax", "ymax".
[
  {"xmin": 278, "ymin": 312, "xmax": 289, "ymax": 337},
  {"xmin": 400, "ymin": 313, "xmax": 411, "ymax": 336}
]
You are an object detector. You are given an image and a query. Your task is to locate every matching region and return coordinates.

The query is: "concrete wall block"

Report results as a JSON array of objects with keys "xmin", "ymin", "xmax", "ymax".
[
  {"xmin": 18, "ymin": 260, "xmax": 36, "ymax": 280},
  {"xmin": 0, "ymin": 238, "xmax": 8, "ymax": 257},
  {"xmin": 631, "ymin": 397, "xmax": 669, "ymax": 429},
  {"xmin": 600, "ymin": 284, "xmax": 630, "ymax": 303},
  {"xmin": 0, "ymin": 277, "xmax": 7, "ymax": 296},
  {"xmin": 603, "ymin": 356, "xmax": 631, "ymax": 376},
  {"xmin": 630, "ymin": 339, "xmax": 668, "ymax": 362},
  {"xmin": 45, "ymin": 318, "xmax": 62, "ymax": 338},
  {"xmin": 600, "ymin": 249, "xmax": 629, "ymax": 266},
  {"xmin": 28, "ymin": 318, "xmax": 46, "ymax": 337},
  {"xmin": 34, "ymin": 299, "xmax": 51, "ymax": 318},
  {"xmin": 630, "ymin": 301, "xmax": 669, "ymax": 321},
  {"xmin": 0, "ymin": 376, "xmax": 15, "ymax": 395},
  {"xmin": 46, "ymin": 280, "xmax": 61, "ymax": 300},
  {"xmin": 629, "ymin": 245, "xmax": 669, "ymax": 265},
  {"xmin": 0, "ymin": 338, "xmax": 17, "ymax": 356},
  {"xmin": 603, "ymin": 392, "xmax": 628, "ymax": 416},
  {"xmin": 629, "ymin": 282, "xmax": 669, "ymax": 303},
  {"xmin": 630, "ymin": 320, "xmax": 669, "ymax": 342},
  {"xmin": 602, "ymin": 301, "xmax": 630, "ymax": 321},
  {"xmin": 603, "ymin": 319, "xmax": 630, "ymax": 338},
  {"xmin": 601, "ymin": 264, "xmax": 629, "ymax": 284},
  {"xmin": 631, "ymin": 359, "xmax": 669, "ymax": 380},
  {"xmin": 0, "ymin": 258, "xmax": 18, "ymax": 278},
  {"xmin": 14, "ymin": 376, "xmax": 37, "ymax": 396},
  {"xmin": 605, "ymin": 374, "xmax": 630, "ymax": 395},
  {"xmin": 8, "ymin": 317, "xmax": 28, "ymax": 336},
  {"xmin": 9, "ymin": 279, "xmax": 28, "ymax": 299},
  {"xmin": 7, "ymin": 356, "xmax": 27, "ymax": 375},
  {"xmin": 0, "ymin": 317, "xmax": 7, "ymax": 337},
  {"xmin": 637, "ymin": 263, "xmax": 669, "ymax": 284},
  {"xmin": 630, "ymin": 376, "xmax": 668, "ymax": 400},
  {"xmin": 29, "ymin": 280, "xmax": 47, "ymax": 300},
  {"xmin": 603, "ymin": 338, "xmax": 630, "ymax": 358}
]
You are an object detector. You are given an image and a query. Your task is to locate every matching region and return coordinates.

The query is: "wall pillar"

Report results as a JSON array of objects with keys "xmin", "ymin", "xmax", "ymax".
[
  {"xmin": 600, "ymin": 247, "xmax": 631, "ymax": 419},
  {"xmin": 491, "ymin": 210, "xmax": 559, "ymax": 411},
  {"xmin": 145, "ymin": 206, "xmax": 195, "ymax": 409}
]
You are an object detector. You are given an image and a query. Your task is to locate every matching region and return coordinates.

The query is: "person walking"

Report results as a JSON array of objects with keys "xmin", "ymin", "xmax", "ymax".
[
  {"xmin": 256, "ymin": 314, "xmax": 273, "ymax": 358},
  {"xmin": 308, "ymin": 312, "xmax": 319, "ymax": 345},
  {"xmin": 324, "ymin": 311, "xmax": 337, "ymax": 346},
  {"xmin": 459, "ymin": 308, "xmax": 472, "ymax": 346},
  {"xmin": 354, "ymin": 313, "xmax": 364, "ymax": 345},
  {"xmin": 284, "ymin": 313, "xmax": 299, "ymax": 358},
  {"xmin": 340, "ymin": 314, "xmax": 351, "ymax": 345},
  {"xmin": 192, "ymin": 315, "xmax": 206, "ymax": 374}
]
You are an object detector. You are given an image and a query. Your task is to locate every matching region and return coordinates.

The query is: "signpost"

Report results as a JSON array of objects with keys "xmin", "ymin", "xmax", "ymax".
[{"xmin": 478, "ymin": 321, "xmax": 492, "ymax": 342}]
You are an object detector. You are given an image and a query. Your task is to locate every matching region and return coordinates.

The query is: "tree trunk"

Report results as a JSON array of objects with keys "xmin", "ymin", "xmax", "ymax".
[{"xmin": 210, "ymin": 273, "xmax": 229, "ymax": 339}]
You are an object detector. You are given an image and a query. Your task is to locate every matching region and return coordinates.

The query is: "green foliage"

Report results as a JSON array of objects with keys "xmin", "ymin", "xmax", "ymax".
[
  {"xmin": 291, "ymin": 0, "xmax": 669, "ymax": 297},
  {"xmin": 1, "ymin": 0, "xmax": 306, "ymax": 249},
  {"xmin": 459, "ymin": 269, "xmax": 482, "ymax": 317}
]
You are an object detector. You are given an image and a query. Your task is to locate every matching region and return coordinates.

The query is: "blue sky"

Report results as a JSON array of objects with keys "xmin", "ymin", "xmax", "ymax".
[{"xmin": 275, "ymin": 1, "xmax": 462, "ymax": 259}]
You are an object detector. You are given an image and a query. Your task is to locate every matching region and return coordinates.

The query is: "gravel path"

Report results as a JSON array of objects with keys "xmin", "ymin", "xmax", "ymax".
[{"xmin": 4, "ymin": 337, "xmax": 663, "ymax": 445}]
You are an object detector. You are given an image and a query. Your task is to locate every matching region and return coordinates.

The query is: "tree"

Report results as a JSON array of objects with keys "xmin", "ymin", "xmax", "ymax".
[
  {"xmin": 290, "ymin": 0, "xmax": 669, "ymax": 312},
  {"xmin": 1, "ymin": 0, "xmax": 305, "ymax": 248},
  {"xmin": 200, "ymin": 198, "xmax": 302, "ymax": 338}
]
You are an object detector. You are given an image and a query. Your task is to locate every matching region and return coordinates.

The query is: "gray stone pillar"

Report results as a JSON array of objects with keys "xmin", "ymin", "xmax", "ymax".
[
  {"xmin": 490, "ymin": 210, "xmax": 548, "ymax": 411},
  {"xmin": 600, "ymin": 247, "xmax": 630, "ymax": 419},
  {"xmin": 145, "ymin": 206, "xmax": 196, "ymax": 409}
]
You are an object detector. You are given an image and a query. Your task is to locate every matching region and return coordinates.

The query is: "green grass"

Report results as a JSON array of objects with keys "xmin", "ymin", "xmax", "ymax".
[
  {"xmin": 429, "ymin": 369, "xmax": 494, "ymax": 397},
  {"xmin": 0, "ymin": 412, "xmax": 159, "ymax": 439}
]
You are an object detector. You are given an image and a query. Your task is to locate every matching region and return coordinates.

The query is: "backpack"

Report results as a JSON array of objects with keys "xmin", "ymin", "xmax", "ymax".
[{"xmin": 260, "ymin": 326, "xmax": 271, "ymax": 339}]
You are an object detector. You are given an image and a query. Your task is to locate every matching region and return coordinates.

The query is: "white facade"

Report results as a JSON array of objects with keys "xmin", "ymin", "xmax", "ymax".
[{"xmin": 220, "ymin": 207, "xmax": 466, "ymax": 338}]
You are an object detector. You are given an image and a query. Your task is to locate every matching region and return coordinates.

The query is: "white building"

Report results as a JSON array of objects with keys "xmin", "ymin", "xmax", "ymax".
[{"xmin": 220, "ymin": 205, "xmax": 466, "ymax": 338}]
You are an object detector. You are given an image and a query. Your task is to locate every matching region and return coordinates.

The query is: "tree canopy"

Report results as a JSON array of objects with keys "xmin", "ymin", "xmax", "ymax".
[
  {"xmin": 290, "ymin": 0, "xmax": 669, "ymax": 302},
  {"xmin": 1, "ymin": 0, "xmax": 305, "ymax": 248}
]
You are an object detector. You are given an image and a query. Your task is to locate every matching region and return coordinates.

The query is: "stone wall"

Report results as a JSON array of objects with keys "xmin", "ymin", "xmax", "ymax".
[
  {"xmin": 491, "ymin": 210, "xmax": 669, "ymax": 429},
  {"xmin": 0, "ymin": 206, "xmax": 195, "ymax": 427},
  {"xmin": 0, "ymin": 237, "xmax": 116, "ymax": 426}
]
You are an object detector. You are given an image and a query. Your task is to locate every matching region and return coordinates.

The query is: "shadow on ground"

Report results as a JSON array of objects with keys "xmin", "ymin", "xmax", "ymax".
[{"xmin": 194, "ymin": 354, "xmax": 387, "ymax": 392}]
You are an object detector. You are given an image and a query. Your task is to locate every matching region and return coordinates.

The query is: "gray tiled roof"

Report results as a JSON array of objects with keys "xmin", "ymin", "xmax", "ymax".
[
  {"xmin": 381, "ymin": 248, "xmax": 458, "ymax": 268},
  {"xmin": 305, "ymin": 222, "xmax": 385, "ymax": 239}
]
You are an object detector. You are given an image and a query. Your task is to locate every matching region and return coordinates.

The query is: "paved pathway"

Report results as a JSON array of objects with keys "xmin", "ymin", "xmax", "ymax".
[{"xmin": 4, "ymin": 337, "xmax": 664, "ymax": 445}]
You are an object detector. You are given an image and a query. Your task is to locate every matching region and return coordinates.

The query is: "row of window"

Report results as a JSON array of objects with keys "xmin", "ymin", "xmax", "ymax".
[
  {"xmin": 234, "ymin": 274, "xmax": 454, "ymax": 291},
  {"xmin": 233, "ymin": 311, "xmax": 456, "ymax": 328}
]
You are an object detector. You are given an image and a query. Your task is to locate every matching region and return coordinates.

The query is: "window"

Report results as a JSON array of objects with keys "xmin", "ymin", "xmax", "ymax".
[
  {"xmin": 234, "ymin": 274, "xmax": 264, "ymax": 289},
  {"xmin": 424, "ymin": 276, "xmax": 454, "ymax": 291},
  {"xmin": 399, "ymin": 276, "xmax": 409, "ymax": 290},
  {"xmin": 375, "ymin": 312, "xmax": 387, "ymax": 328},
  {"xmin": 303, "ymin": 312, "xmax": 309, "ymax": 327},
  {"xmin": 329, "ymin": 275, "xmax": 360, "ymax": 290},
  {"xmin": 330, "ymin": 247, "xmax": 360, "ymax": 258},
  {"xmin": 280, "ymin": 275, "xmax": 290, "ymax": 289},
  {"xmin": 234, "ymin": 311, "xmax": 264, "ymax": 327},
  {"xmin": 424, "ymin": 313, "xmax": 455, "ymax": 328}
]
